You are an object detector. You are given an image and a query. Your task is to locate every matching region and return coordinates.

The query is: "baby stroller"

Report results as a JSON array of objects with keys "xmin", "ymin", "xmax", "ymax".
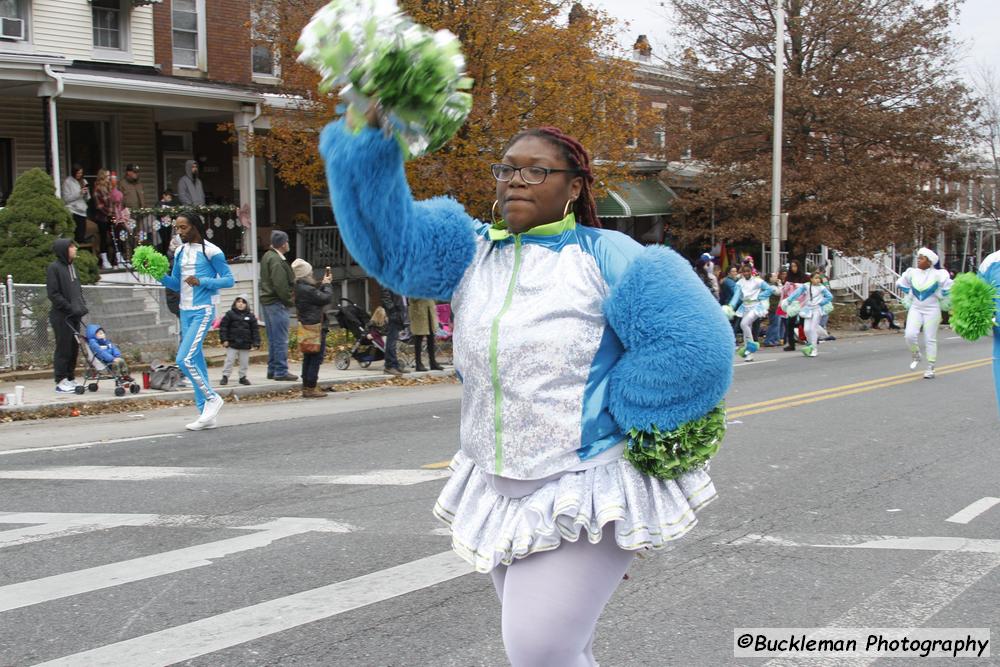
[
  {"xmin": 69, "ymin": 320, "xmax": 141, "ymax": 397},
  {"xmin": 332, "ymin": 299, "xmax": 412, "ymax": 370}
]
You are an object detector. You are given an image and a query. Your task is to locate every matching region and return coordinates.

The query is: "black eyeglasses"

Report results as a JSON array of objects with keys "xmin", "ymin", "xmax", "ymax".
[{"xmin": 491, "ymin": 163, "xmax": 579, "ymax": 185}]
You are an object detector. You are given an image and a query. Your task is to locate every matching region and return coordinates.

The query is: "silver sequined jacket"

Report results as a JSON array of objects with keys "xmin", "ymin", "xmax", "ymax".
[{"xmin": 319, "ymin": 121, "xmax": 734, "ymax": 481}]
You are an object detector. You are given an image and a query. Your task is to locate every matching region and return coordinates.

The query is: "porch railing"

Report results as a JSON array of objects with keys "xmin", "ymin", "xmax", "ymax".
[
  {"xmin": 98, "ymin": 206, "xmax": 244, "ymax": 269},
  {"xmin": 830, "ymin": 252, "xmax": 901, "ymax": 301},
  {"xmin": 296, "ymin": 226, "xmax": 367, "ymax": 279}
]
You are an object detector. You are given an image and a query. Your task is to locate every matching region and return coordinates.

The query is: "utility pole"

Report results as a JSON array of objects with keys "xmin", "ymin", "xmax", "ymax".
[{"xmin": 770, "ymin": 1, "xmax": 785, "ymax": 275}]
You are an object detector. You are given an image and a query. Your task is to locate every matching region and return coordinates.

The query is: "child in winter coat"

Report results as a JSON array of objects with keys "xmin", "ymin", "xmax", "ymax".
[
  {"xmin": 85, "ymin": 324, "xmax": 130, "ymax": 378},
  {"xmin": 218, "ymin": 295, "xmax": 260, "ymax": 385},
  {"xmin": 365, "ymin": 306, "xmax": 388, "ymax": 348}
]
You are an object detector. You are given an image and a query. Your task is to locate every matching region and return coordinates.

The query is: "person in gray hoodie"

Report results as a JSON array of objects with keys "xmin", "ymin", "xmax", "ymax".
[
  {"xmin": 46, "ymin": 239, "xmax": 88, "ymax": 393},
  {"xmin": 177, "ymin": 160, "xmax": 205, "ymax": 206}
]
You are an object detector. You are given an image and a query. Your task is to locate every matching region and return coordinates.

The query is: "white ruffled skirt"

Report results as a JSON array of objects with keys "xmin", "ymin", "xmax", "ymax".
[{"xmin": 432, "ymin": 450, "xmax": 717, "ymax": 573}]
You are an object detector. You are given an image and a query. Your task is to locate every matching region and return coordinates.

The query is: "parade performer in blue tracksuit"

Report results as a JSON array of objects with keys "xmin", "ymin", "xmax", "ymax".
[
  {"xmin": 725, "ymin": 263, "xmax": 775, "ymax": 361},
  {"xmin": 981, "ymin": 251, "xmax": 1000, "ymax": 416},
  {"xmin": 783, "ymin": 272, "xmax": 834, "ymax": 358},
  {"xmin": 320, "ymin": 116, "xmax": 733, "ymax": 666},
  {"xmin": 160, "ymin": 213, "xmax": 233, "ymax": 430}
]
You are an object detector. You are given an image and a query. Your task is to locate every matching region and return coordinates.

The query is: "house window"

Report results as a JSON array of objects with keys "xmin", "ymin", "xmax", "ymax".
[
  {"xmin": 172, "ymin": 0, "xmax": 201, "ymax": 68},
  {"xmin": 0, "ymin": 0, "xmax": 26, "ymax": 41},
  {"xmin": 252, "ymin": 45, "xmax": 275, "ymax": 76},
  {"xmin": 92, "ymin": 0, "xmax": 123, "ymax": 50}
]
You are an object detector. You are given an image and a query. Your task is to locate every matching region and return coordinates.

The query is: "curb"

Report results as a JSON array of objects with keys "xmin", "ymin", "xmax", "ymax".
[{"xmin": 0, "ymin": 369, "xmax": 456, "ymax": 418}]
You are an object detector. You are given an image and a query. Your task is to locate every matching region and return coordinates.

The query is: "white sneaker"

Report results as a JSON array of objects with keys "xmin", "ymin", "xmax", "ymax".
[
  {"xmin": 923, "ymin": 365, "xmax": 935, "ymax": 379},
  {"xmin": 199, "ymin": 395, "xmax": 224, "ymax": 423},
  {"xmin": 185, "ymin": 417, "xmax": 217, "ymax": 431},
  {"xmin": 55, "ymin": 379, "xmax": 76, "ymax": 393},
  {"xmin": 743, "ymin": 353, "xmax": 754, "ymax": 362},
  {"xmin": 909, "ymin": 349, "xmax": 921, "ymax": 370},
  {"xmin": 809, "ymin": 348, "xmax": 818, "ymax": 357},
  {"xmin": 100, "ymin": 253, "xmax": 112, "ymax": 269}
]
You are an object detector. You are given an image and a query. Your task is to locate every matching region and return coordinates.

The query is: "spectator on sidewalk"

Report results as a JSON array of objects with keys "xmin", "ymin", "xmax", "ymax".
[
  {"xmin": 218, "ymin": 295, "xmax": 260, "ymax": 386},
  {"xmin": 61, "ymin": 164, "xmax": 90, "ymax": 244},
  {"xmin": 409, "ymin": 297, "xmax": 443, "ymax": 372},
  {"xmin": 177, "ymin": 160, "xmax": 205, "ymax": 206},
  {"xmin": 46, "ymin": 239, "xmax": 88, "ymax": 393},
  {"xmin": 859, "ymin": 290, "xmax": 899, "ymax": 330},
  {"xmin": 380, "ymin": 285, "xmax": 406, "ymax": 376},
  {"xmin": 292, "ymin": 259, "xmax": 334, "ymax": 398},
  {"xmin": 694, "ymin": 253, "xmax": 719, "ymax": 299},
  {"xmin": 260, "ymin": 230, "xmax": 298, "ymax": 381}
]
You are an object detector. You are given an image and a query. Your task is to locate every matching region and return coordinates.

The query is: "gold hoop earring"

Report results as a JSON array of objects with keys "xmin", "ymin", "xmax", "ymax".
[
  {"xmin": 563, "ymin": 198, "xmax": 576, "ymax": 219},
  {"xmin": 491, "ymin": 200, "xmax": 500, "ymax": 225}
]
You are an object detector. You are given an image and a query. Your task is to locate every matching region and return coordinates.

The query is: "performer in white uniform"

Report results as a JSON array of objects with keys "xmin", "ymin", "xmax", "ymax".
[
  {"xmin": 896, "ymin": 247, "xmax": 953, "ymax": 378},
  {"xmin": 783, "ymin": 272, "xmax": 833, "ymax": 358},
  {"xmin": 725, "ymin": 263, "xmax": 775, "ymax": 361}
]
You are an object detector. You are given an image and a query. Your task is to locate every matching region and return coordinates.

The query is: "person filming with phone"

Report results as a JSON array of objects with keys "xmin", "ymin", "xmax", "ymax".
[{"xmin": 292, "ymin": 259, "xmax": 334, "ymax": 398}]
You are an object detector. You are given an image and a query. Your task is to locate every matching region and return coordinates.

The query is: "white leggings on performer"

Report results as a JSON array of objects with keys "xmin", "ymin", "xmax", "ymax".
[
  {"xmin": 803, "ymin": 311, "xmax": 823, "ymax": 347},
  {"xmin": 740, "ymin": 312, "xmax": 761, "ymax": 345},
  {"xmin": 904, "ymin": 308, "xmax": 941, "ymax": 363},
  {"xmin": 490, "ymin": 531, "xmax": 635, "ymax": 666}
]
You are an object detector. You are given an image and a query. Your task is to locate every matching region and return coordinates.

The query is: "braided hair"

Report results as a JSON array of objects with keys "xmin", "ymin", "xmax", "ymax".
[
  {"xmin": 180, "ymin": 212, "xmax": 208, "ymax": 256},
  {"xmin": 507, "ymin": 127, "xmax": 601, "ymax": 228}
]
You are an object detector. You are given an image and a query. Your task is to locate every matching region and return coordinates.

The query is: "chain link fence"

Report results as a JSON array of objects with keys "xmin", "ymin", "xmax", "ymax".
[{"xmin": 6, "ymin": 282, "xmax": 181, "ymax": 370}]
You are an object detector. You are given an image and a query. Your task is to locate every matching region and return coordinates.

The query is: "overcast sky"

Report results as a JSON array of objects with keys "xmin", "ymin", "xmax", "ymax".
[{"xmin": 585, "ymin": 0, "xmax": 1000, "ymax": 80}]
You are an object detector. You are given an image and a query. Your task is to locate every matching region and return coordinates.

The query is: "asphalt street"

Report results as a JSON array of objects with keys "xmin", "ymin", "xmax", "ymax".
[{"xmin": 0, "ymin": 331, "xmax": 997, "ymax": 666}]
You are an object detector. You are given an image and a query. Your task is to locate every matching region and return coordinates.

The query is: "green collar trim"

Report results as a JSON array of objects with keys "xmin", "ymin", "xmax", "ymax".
[{"xmin": 488, "ymin": 212, "xmax": 576, "ymax": 241}]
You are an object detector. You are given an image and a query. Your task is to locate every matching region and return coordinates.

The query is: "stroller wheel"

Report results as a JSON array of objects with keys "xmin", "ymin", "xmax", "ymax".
[
  {"xmin": 74, "ymin": 385, "xmax": 86, "ymax": 395},
  {"xmin": 129, "ymin": 383, "xmax": 140, "ymax": 394},
  {"xmin": 334, "ymin": 351, "xmax": 351, "ymax": 371},
  {"xmin": 88, "ymin": 383, "xmax": 99, "ymax": 392},
  {"xmin": 359, "ymin": 359, "xmax": 371, "ymax": 369},
  {"xmin": 114, "ymin": 386, "xmax": 126, "ymax": 397}
]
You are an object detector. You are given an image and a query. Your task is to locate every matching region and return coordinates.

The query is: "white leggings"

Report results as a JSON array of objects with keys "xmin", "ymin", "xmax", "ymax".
[
  {"xmin": 803, "ymin": 311, "xmax": 823, "ymax": 347},
  {"xmin": 490, "ymin": 531, "xmax": 635, "ymax": 666},
  {"xmin": 904, "ymin": 308, "xmax": 941, "ymax": 363},
  {"xmin": 740, "ymin": 312, "xmax": 761, "ymax": 344}
]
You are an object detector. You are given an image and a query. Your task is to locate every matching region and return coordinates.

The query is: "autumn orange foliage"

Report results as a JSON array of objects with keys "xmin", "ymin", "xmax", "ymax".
[{"xmin": 249, "ymin": 0, "xmax": 654, "ymax": 221}]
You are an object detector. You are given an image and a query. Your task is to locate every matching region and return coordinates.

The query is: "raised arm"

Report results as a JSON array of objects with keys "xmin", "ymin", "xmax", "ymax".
[
  {"xmin": 319, "ymin": 120, "xmax": 477, "ymax": 300},
  {"xmin": 605, "ymin": 246, "xmax": 734, "ymax": 432}
]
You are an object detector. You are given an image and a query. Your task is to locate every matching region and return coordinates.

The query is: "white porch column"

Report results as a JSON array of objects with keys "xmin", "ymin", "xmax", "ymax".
[{"xmin": 235, "ymin": 106, "xmax": 261, "ymax": 316}]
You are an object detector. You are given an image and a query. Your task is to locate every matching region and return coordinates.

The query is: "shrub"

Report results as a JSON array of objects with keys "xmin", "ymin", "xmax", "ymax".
[{"xmin": 0, "ymin": 168, "xmax": 96, "ymax": 284}]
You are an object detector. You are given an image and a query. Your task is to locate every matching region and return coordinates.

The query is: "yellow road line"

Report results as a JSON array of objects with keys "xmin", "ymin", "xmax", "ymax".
[
  {"xmin": 727, "ymin": 357, "xmax": 991, "ymax": 413},
  {"xmin": 419, "ymin": 357, "xmax": 992, "ymax": 467},
  {"xmin": 728, "ymin": 360, "xmax": 991, "ymax": 419}
]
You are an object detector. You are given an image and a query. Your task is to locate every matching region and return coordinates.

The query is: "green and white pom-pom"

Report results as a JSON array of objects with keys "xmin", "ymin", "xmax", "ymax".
[
  {"xmin": 131, "ymin": 245, "xmax": 170, "ymax": 281},
  {"xmin": 822, "ymin": 302, "xmax": 834, "ymax": 315},
  {"xmin": 297, "ymin": 0, "xmax": 473, "ymax": 159},
  {"xmin": 625, "ymin": 403, "xmax": 727, "ymax": 481},
  {"xmin": 721, "ymin": 304, "xmax": 736, "ymax": 320},
  {"xmin": 784, "ymin": 300, "xmax": 802, "ymax": 318},
  {"xmin": 950, "ymin": 273, "xmax": 997, "ymax": 341}
]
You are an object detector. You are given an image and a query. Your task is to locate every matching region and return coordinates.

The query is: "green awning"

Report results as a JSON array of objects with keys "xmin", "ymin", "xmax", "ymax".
[{"xmin": 595, "ymin": 178, "xmax": 676, "ymax": 218}]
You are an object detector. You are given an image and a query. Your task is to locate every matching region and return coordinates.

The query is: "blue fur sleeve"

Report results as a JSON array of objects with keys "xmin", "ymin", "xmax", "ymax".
[
  {"xmin": 605, "ymin": 246, "xmax": 734, "ymax": 432},
  {"xmin": 319, "ymin": 120, "xmax": 477, "ymax": 300}
]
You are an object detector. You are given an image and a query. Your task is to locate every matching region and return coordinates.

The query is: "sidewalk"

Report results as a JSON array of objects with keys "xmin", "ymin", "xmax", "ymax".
[{"xmin": 0, "ymin": 350, "xmax": 454, "ymax": 419}]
